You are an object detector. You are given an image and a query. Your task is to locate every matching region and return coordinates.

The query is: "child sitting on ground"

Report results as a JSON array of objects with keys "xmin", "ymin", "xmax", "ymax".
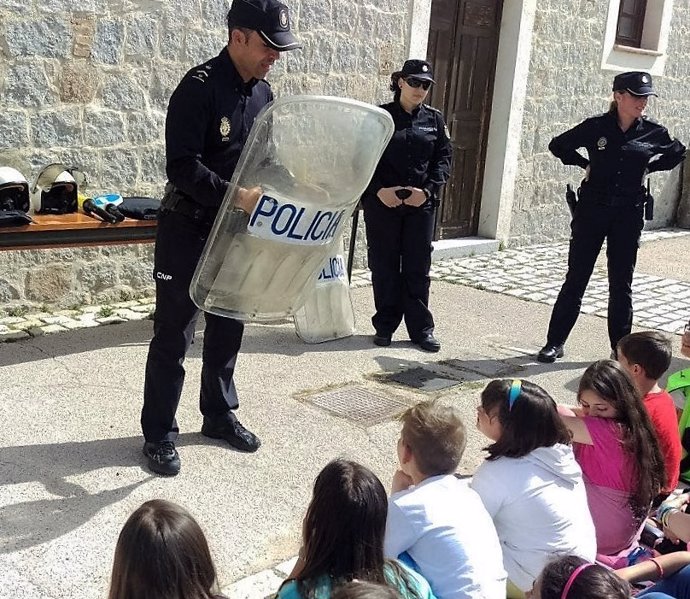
[
  {"xmin": 559, "ymin": 360, "xmax": 666, "ymax": 567},
  {"xmin": 531, "ymin": 552, "xmax": 690, "ymax": 599},
  {"xmin": 384, "ymin": 400, "xmax": 506, "ymax": 599},
  {"xmin": 471, "ymin": 379, "xmax": 596, "ymax": 598},
  {"xmin": 617, "ymin": 331, "xmax": 681, "ymax": 494},
  {"xmin": 279, "ymin": 459, "xmax": 435, "ymax": 599},
  {"xmin": 107, "ymin": 499, "xmax": 223, "ymax": 599}
]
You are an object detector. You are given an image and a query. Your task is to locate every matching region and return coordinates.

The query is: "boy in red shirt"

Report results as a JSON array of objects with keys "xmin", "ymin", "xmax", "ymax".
[{"xmin": 617, "ymin": 331, "xmax": 681, "ymax": 493}]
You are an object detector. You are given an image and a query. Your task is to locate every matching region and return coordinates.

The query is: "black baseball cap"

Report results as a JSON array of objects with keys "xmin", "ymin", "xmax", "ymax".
[
  {"xmin": 227, "ymin": 0, "xmax": 301, "ymax": 51},
  {"xmin": 397, "ymin": 59, "xmax": 435, "ymax": 83},
  {"xmin": 612, "ymin": 71, "xmax": 657, "ymax": 97}
]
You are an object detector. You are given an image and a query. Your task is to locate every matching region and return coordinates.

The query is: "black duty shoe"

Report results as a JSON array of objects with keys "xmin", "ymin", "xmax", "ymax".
[
  {"xmin": 414, "ymin": 334, "xmax": 441, "ymax": 353},
  {"xmin": 373, "ymin": 333, "xmax": 392, "ymax": 347},
  {"xmin": 537, "ymin": 344, "xmax": 565, "ymax": 363},
  {"xmin": 201, "ymin": 414, "xmax": 261, "ymax": 453},
  {"xmin": 143, "ymin": 441, "xmax": 181, "ymax": 476}
]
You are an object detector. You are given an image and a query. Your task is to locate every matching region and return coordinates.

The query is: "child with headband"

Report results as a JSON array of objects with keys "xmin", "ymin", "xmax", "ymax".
[
  {"xmin": 559, "ymin": 360, "xmax": 666, "ymax": 567},
  {"xmin": 529, "ymin": 553, "xmax": 690, "ymax": 599},
  {"xmin": 471, "ymin": 379, "xmax": 596, "ymax": 598}
]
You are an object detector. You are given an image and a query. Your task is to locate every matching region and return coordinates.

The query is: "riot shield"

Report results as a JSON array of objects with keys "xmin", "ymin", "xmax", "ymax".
[
  {"xmin": 190, "ymin": 95, "xmax": 394, "ymax": 320},
  {"xmin": 294, "ymin": 237, "xmax": 355, "ymax": 343}
]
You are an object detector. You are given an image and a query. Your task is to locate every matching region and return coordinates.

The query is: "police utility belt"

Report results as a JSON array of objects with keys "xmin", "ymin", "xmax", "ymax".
[
  {"xmin": 566, "ymin": 181, "xmax": 653, "ymax": 220},
  {"xmin": 578, "ymin": 182, "xmax": 646, "ymax": 207},
  {"xmin": 161, "ymin": 184, "xmax": 218, "ymax": 224}
]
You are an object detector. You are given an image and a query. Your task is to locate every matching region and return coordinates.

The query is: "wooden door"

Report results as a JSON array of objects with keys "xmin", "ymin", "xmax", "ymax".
[{"xmin": 427, "ymin": 0, "xmax": 504, "ymax": 238}]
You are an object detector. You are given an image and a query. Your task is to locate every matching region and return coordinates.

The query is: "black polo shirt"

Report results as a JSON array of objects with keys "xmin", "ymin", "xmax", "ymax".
[
  {"xmin": 165, "ymin": 48, "xmax": 273, "ymax": 208},
  {"xmin": 549, "ymin": 112, "xmax": 686, "ymax": 197},
  {"xmin": 365, "ymin": 101, "xmax": 452, "ymax": 202}
]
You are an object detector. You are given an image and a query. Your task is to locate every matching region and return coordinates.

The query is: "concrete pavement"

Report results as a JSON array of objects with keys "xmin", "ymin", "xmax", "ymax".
[{"xmin": 1, "ymin": 230, "xmax": 689, "ymax": 599}]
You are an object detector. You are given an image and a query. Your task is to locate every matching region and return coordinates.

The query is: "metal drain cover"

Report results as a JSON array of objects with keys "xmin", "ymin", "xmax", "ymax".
[
  {"xmin": 439, "ymin": 358, "xmax": 521, "ymax": 378},
  {"xmin": 381, "ymin": 367, "xmax": 463, "ymax": 391},
  {"xmin": 305, "ymin": 385, "xmax": 409, "ymax": 426}
]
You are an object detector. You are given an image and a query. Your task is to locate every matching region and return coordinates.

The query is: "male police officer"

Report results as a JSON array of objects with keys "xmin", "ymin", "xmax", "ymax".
[{"xmin": 141, "ymin": 0, "xmax": 301, "ymax": 476}]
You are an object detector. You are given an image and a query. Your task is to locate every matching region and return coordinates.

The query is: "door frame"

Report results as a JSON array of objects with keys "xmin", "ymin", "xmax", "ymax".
[{"xmin": 407, "ymin": 0, "xmax": 538, "ymax": 244}]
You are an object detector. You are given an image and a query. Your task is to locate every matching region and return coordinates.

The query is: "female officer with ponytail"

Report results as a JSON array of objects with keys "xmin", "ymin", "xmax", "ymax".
[
  {"xmin": 362, "ymin": 59, "xmax": 452, "ymax": 353},
  {"xmin": 538, "ymin": 72, "xmax": 686, "ymax": 363}
]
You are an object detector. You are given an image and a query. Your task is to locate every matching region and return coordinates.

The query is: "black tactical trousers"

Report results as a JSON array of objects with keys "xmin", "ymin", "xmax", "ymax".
[
  {"xmin": 363, "ymin": 197, "xmax": 435, "ymax": 341},
  {"xmin": 141, "ymin": 210, "xmax": 244, "ymax": 443},
  {"xmin": 546, "ymin": 198, "xmax": 644, "ymax": 351}
]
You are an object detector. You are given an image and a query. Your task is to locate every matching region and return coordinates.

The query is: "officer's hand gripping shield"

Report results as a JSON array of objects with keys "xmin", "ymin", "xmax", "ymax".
[{"xmin": 190, "ymin": 96, "xmax": 394, "ymax": 320}]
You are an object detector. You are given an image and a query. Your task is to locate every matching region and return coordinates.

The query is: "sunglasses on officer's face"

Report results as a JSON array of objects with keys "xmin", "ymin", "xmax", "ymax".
[{"xmin": 405, "ymin": 78, "xmax": 432, "ymax": 90}]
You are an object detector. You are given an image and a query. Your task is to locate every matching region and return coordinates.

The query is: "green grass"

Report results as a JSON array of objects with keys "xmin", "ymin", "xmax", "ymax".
[{"xmin": 98, "ymin": 306, "xmax": 115, "ymax": 317}]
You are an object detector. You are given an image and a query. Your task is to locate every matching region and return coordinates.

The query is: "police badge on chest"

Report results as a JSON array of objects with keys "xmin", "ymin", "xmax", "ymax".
[{"xmin": 220, "ymin": 117, "xmax": 231, "ymax": 141}]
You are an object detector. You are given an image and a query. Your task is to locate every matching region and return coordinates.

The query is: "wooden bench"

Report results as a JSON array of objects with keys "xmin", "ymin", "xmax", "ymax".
[{"xmin": 0, "ymin": 212, "xmax": 157, "ymax": 250}]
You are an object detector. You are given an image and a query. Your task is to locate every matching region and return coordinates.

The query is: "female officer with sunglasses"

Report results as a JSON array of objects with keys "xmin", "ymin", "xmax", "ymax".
[{"xmin": 361, "ymin": 59, "xmax": 452, "ymax": 352}]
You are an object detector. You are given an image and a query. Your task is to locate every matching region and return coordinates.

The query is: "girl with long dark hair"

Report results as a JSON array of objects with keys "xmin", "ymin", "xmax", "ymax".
[
  {"xmin": 107, "ymin": 499, "xmax": 221, "ymax": 599},
  {"xmin": 278, "ymin": 459, "xmax": 435, "ymax": 599},
  {"xmin": 560, "ymin": 360, "xmax": 666, "ymax": 566}
]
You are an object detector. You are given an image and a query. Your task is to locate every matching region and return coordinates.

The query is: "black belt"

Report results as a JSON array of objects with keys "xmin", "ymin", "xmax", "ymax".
[
  {"xmin": 579, "ymin": 185, "xmax": 644, "ymax": 208},
  {"xmin": 161, "ymin": 189, "xmax": 218, "ymax": 223}
]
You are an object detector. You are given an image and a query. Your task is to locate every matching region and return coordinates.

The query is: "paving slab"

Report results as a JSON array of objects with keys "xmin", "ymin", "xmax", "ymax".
[{"xmin": 1, "ymin": 230, "xmax": 689, "ymax": 599}]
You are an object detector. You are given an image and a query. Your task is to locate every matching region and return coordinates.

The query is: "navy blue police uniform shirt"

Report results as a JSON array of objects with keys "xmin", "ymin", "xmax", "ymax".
[
  {"xmin": 366, "ymin": 102, "xmax": 452, "ymax": 202},
  {"xmin": 549, "ymin": 112, "xmax": 686, "ymax": 198},
  {"xmin": 165, "ymin": 48, "xmax": 273, "ymax": 208}
]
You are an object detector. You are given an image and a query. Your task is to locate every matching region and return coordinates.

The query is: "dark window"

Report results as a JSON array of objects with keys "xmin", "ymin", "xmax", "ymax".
[{"xmin": 616, "ymin": 0, "xmax": 648, "ymax": 47}]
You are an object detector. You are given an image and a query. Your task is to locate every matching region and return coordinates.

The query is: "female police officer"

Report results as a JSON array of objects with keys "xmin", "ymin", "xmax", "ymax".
[
  {"xmin": 538, "ymin": 71, "xmax": 686, "ymax": 363},
  {"xmin": 361, "ymin": 59, "xmax": 452, "ymax": 352}
]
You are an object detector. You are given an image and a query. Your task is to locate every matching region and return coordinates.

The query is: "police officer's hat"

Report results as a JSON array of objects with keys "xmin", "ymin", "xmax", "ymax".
[
  {"xmin": 396, "ymin": 59, "xmax": 435, "ymax": 83},
  {"xmin": 227, "ymin": 0, "xmax": 301, "ymax": 52},
  {"xmin": 612, "ymin": 71, "xmax": 658, "ymax": 97}
]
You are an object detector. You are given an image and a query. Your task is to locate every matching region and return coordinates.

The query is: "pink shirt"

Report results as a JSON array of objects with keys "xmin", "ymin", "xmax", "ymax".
[{"xmin": 573, "ymin": 417, "xmax": 642, "ymax": 557}]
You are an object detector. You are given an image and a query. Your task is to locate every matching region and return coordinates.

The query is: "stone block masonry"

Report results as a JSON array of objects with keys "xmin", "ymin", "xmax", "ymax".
[
  {"xmin": 0, "ymin": 0, "xmax": 412, "ymax": 199},
  {"xmin": 0, "ymin": 0, "xmax": 413, "ymax": 311},
  {"xmin": 510, "ymin": 0, "xmax": 690, "ymax": 246},
  {"xmin": 0, "ymin": 244, "xmax": 156, "ymax": 309}
]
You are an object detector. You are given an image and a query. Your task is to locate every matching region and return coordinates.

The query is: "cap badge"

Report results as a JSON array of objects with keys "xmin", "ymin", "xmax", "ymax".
[
  {"xmin": 422, "ymin": 65, "xmax": 428, "ymax": 72},
  {"xmin": 597, "ymin": 136, "xmax": 607, "ymax": 150},
  {"xmin": 641, "ymin": 75, "xmax": 649, "ymax": 83},
  {"xmin": 279, "ymin": 8, "xmax": 288, "ymax": 28},
  {"xmin": 220, "ymin": 117, "xmax": 231, "ymax": 139}
]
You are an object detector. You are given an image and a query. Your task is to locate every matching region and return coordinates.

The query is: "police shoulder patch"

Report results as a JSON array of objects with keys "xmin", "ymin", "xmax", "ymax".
[
  {"xmin": 423, "ymin": 103, "xmax": 443, "ymax": 115},
  {"xmin": 190, "ymin": 63, "xmax": 213, "ymax": 84},
  {"xmin": 642, "ymin": 115, "xmax": 661, "ymax": 127}
]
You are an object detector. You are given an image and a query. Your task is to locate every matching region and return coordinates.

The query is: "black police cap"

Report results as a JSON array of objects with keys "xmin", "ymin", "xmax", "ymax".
[
  {"xmin": 612, "ymin": 71, "xmax": 657, "ymax": 97},
  {"xmin": 227, "ymin": 0, "xmax": 301, "ymax": 52},
  {"xmin": 397, "ymin": 59, "xmax": 435, "ymax": 83}
]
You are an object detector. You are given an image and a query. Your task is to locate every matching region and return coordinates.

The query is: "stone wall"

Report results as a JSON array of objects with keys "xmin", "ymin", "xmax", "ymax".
[
  {"xmin": 0, "ymin": 242, "xmax": 155, "ymax": 307},
  {"xmin": 509, "ymin": 0, "xmax": 690, "ymax": 245},
  {"xmin": 0, "ymin": 0, "xmax": 411, "ymax": 311}
]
